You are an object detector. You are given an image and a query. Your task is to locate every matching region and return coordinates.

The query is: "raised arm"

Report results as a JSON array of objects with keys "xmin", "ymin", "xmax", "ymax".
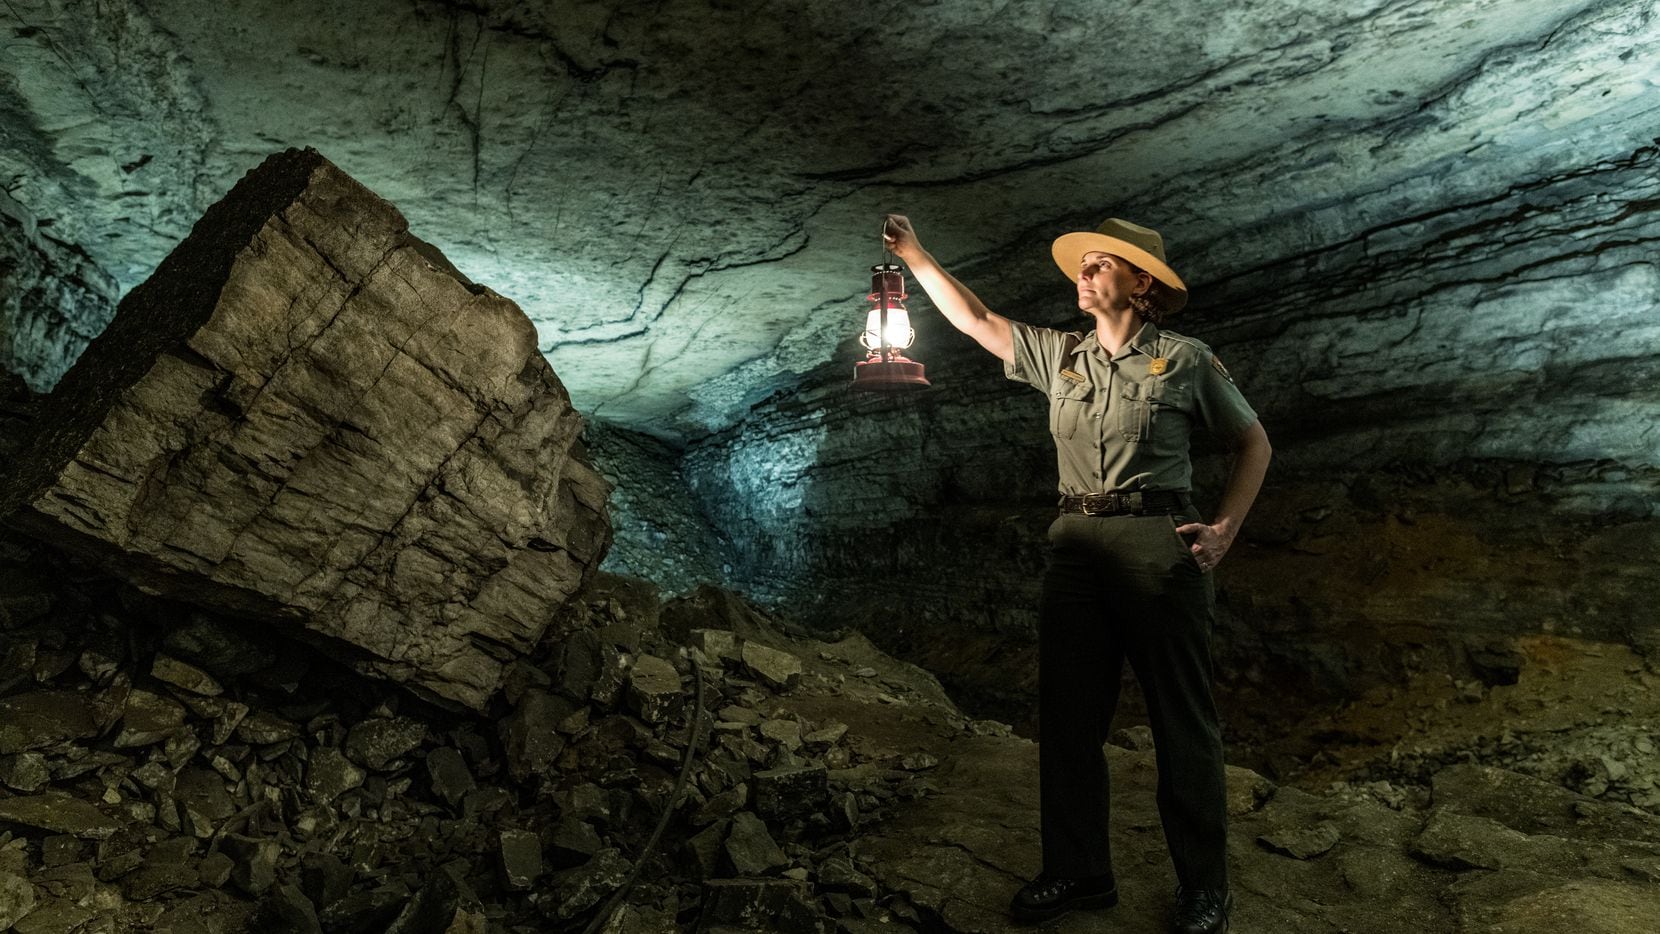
[{"xmin": 883, "ymin": 214, "xmax": 1014, "ymax": 363}]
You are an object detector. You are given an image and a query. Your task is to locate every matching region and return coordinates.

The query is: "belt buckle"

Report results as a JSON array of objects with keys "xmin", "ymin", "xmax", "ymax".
[{"xmin": 1080, "ymin": 492, "xmax": 1117, "ymax": 516}]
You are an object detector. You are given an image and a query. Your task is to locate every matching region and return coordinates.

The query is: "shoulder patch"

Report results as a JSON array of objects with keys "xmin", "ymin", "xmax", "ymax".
[{"xmin": 1210, "ymin": 354, "xmax": 1234, "ymax": 382}]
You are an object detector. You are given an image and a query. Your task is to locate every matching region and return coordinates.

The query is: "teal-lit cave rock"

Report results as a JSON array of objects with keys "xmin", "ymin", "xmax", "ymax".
[{"xmin": 2, "ymin": 1, "xmax": 1659, "ymax": 931}]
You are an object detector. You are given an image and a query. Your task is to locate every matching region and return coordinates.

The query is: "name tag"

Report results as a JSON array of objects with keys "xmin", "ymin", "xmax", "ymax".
[{"xmin": 1059, "ymin": 368, "xmax": 1085, "ymax": 383}]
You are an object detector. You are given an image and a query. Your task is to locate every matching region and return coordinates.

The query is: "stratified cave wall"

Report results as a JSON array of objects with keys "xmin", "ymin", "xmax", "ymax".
[
  {"xmin": 680, "ymin": 305, "xmax": 1117, "ymax": 724},
  {"xmin": 3, "ymin": 0, "xmax": 1655, "ymax": 734},
  {"xmin": 683, "ymin": 140, "xmax": 1660, "ymax": 726},
  {"xmin": 586, "ymin": 420, "xmax": 734, "ymax": 598},
  {"xmin": 0, "ymin": 191, "xmax": 115, "ymax": 390},
  {"xmin": 1181, "ymin": 140, "xmax": 1660, "ymax": 691}
]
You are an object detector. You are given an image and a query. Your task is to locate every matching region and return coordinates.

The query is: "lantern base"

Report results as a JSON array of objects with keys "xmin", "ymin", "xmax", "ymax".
[{"xmin": 852, "ymin": 357, "xmax": 930, "ymax": 390}]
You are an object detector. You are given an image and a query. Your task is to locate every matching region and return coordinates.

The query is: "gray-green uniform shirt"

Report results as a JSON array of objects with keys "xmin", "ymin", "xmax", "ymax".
[{"xmin": 1004, "ymin": 319, "xmax": 1258, "ymax": 496}]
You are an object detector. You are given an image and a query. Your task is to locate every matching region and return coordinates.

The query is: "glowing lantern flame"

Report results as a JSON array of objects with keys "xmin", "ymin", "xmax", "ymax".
[{"xmin": 852, "ymin": 258, "xmax": 929, "ymax": 391}]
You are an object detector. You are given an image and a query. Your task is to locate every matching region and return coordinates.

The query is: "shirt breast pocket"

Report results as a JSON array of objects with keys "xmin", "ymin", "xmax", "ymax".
[
  {"xmin": 1049, "ymin": 378, "xmax": 1094, "ymax": 441},
  {"xmin": 1119, "ymin": 378, "xmax": 1190, "ymax": 443}
]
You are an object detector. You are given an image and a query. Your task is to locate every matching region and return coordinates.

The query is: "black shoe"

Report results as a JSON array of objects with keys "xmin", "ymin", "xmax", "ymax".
[
  {"xmin": 1009, "ymin": 871, "xmax": 1118, "ymax": 924},
  {"xmin": 1171, "ymin": 885, "xmax": 1233, "ymax": 934}
]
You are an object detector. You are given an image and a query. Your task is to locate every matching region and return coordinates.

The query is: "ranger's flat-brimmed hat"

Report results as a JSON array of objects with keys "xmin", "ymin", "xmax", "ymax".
[{"xmin": 1052, "ymin": 218, "xmax": 1188, "ymax": 313}]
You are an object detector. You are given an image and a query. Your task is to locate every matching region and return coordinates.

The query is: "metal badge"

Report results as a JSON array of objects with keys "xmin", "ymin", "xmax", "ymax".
[{"xmin": 1149, "ymin": 357, "xmax": 1168, "ymax": 375}]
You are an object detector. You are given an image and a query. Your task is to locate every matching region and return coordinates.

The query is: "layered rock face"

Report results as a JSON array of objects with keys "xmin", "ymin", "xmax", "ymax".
[
  {"xmin": 0, "ymin": 149, "xmax": 610, "ymax": 711},
  {"xmin": 683, "ymin": 134, "xmax": 1660, "ymax": 728},
  {"xmin": 5, "ymin": 1, "xmax": 1653, "ymax": 438},
  {"xmin": 1179, "ymin": 139, "xmax": 1660, "ymax": 698},
  {"xmin": 587, "ymin": 421, "xmax": 733, "ymax": 599},
  {"xmin": 0, "ymin": 192, "xmax": 116, "ymax": 391},
  {"xmin": 1, "ymin": 0, "xmax": 1654, "ymax": 731},
  {"xmin": 682, "ymin": 334, "xmax": 1059, "ymax": 725},
  {"xmin": 675, "ymin": 5, "xmax": 1660, "ymax": 734}
]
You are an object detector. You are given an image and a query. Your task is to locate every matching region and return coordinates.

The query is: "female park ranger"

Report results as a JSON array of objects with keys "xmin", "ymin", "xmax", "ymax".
[{"xmin": 882, "ymin": 214, "xmax": 1271, "ymax": 934}]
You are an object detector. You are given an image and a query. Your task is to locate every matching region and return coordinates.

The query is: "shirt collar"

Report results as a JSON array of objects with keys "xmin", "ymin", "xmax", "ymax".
[
  {"xmin": 1071, "ymin": 320, "xmax": 1162, "ymax": 359},
  {"xmin": 1129, "ymin": 319, "xmax": 1162, "ymax": 356}
]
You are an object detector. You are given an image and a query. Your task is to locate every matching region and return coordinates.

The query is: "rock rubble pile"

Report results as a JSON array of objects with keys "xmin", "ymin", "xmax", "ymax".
[
  {"xmin": 0, "ymin": 534, "xmax": 961, "ymax": 933},
  {"xmin": 6, "ymin": 528, "xmax": 1660, "ymax": 934}
]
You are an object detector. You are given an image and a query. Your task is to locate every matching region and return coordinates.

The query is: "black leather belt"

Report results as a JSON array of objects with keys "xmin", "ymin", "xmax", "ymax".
[{"xmin": 1058, "ymin": 490, "xmax": 1191, "ymax": 516}]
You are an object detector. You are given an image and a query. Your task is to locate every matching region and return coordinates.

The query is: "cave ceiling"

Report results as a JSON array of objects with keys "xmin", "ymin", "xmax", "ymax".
[{"xmin": 1, "ymin": 0, "xmax": 1655, "ymax": 442}]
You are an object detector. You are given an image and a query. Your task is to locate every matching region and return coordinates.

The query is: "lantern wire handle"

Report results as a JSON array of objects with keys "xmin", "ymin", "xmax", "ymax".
[{"xmin": 877, "ymin": 216, "xmax": 891, "ymax": 362}]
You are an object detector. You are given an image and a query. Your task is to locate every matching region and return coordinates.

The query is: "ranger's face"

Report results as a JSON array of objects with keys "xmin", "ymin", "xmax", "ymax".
[{"xmin": 1077, "ymin": 251, "xmax": 1149, "ymax": 314}]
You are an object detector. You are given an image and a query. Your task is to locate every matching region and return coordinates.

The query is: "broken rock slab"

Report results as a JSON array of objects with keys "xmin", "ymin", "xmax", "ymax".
[
  {"xmin": 0, "ymin": 792, "xmax": 121, "ymax": 839},
  {"xmin": 1257, "ymin": 821, "xmax": 1341, "ymax": 860},
  {"xmin": 741, "ymin": 642, "xmax": 803, "ymax": 693},
  {"xmin": 1429, "ymin": 762, "xmax": 1660, "ymax": 844},
  {"xmin": 498, "ymin": 829, "xmax": 542, "ymax": 891},
  {"xmin": 0, "ymin": 690, "xmax": 100, "ymax": 754},
  {"xmin": 0, "ymin": 147, "xmax": 611, "ymax": 711},
  {"xmin": 699, "ymin": 877, "xmax": 821, "ymax": 932},
  {"xmin": 0, "ymin": 870, "xmax": 35, "ymax": 931}
]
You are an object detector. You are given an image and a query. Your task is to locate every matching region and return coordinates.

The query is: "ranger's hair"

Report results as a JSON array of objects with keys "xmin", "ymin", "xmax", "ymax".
[{"xmin": 1123, "ymin": 260, "xmax": 1181, "ymax": 325}]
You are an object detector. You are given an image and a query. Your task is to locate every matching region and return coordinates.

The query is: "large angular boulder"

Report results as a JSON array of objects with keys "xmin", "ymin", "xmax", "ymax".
[{"xmin": 0, "ymin": 148, "xmax": 611, "ymax": 710}]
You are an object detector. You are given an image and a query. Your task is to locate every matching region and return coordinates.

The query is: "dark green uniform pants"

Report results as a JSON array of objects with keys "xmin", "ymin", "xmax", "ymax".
[{"xmin": 1038, "ymin": 509, "xmax": 1228, "ymax": 892}]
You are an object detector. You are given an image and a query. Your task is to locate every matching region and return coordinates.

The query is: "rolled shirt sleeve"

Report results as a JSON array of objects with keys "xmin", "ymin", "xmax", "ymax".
[
  {"xmin": 1004, "ymin": 320, "xmax": 1076, "ymax": 390},
  {"xmin": 1193, "ymin": 350, "xmax": 1259, "ymax": 441}
]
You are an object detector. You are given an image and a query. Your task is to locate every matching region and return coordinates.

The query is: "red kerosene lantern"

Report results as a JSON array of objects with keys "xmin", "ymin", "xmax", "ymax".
[{"xmin": 851, "ymin": 231, "xmax": 930, "ymax": 390}]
